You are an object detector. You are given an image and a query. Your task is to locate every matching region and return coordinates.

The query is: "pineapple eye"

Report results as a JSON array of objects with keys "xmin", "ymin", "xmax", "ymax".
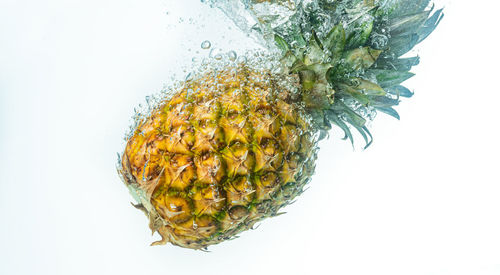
[
  {"xmin": 228, "ymin": 205, "xmax": 249, "ymax": 220},
  {"xmin": 281, "ymin": 182, "xmax": 297, "ymax": 199},
  {"xmin": 261, "ymin": 172, "xmax": 278, "ymax": 186},
  {"xmin": 201, "ymin": 153, "xmax": 210, "ymax": 161},
  {"xmin": 199, "ymin": 120, "xmax": 208, "ymax": 128},
  {"xmin": 228, "ymin": 110, "xmax": 239, "ymax": 119},
  {"xmin": 257, "ymin": 107, "xmax": 268, "ymax": 114},
  {"xmin": 260, "ymin": 138, "xmax": 270, "ymax": 146}
]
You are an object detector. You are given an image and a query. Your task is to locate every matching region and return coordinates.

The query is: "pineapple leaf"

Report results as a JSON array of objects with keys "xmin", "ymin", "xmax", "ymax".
[
  {"xmin": 332, "ymin": 100, "xmax": 367, "ymax": 128},
  {"xmin": 326, "ymin": 110, "xmax": 354, "ymax": 145},
  {"xmin": 417, "ymin": 8, "xmax": 444, "ymax": 43},
  {"xmin": 274, "ymin": 34, "xmax": 290, "ymax": 52},
  {"xmin": 368, "ymin": 95, "xmax": 400, "ymax": 107},
  {"xmin": 358, "ymin": 126, "xmax": 374, "ymax": 149},
  {"xmin": 338, "ymin": 83, "xmax": 371, "ymax": 105},
  {"xmin": 388, "ymin": 0, "xmax": 431, "ymax": 17},
  {"xmin": 389, "ymin": 10, "xmax": 431, "ymax": 36},
  {"xmin": 377, "ymin": 56, "xmax": 420, "ymax": 71},
  {"xmin": 376, "ymin": 106, "xmax": 401, "ymax": 120},
  {"xmin": 323, "ymin": 24, "xmax": 346, "ymax": 63},
  {"xmin": 387, "ymin": 33, "xmax": 420, "ymax": 57},
  {"xmin": 304, "ymin": 31, "xmax": 325, "ymax": 65},
  {"xmin": 354, "ymin": 78, "xmax": 386, "ymax": 96},
  {"xmin": 346, "ymin": 18, "xmax": 374, "ymax": 49},
  {"xmin": 387, "ymin": 85, "xmax": 414, "ymax": 98},
  {"xmin": 344, "ymin": 47, "xmax": 383, "ymax": 71},
  {"xmin": 370, "ymin": 69, "xmax": 415, "ymax": 88},
  {"xmin": 351, "ymin": 123, "xmax": 371, "ymax": 149}
]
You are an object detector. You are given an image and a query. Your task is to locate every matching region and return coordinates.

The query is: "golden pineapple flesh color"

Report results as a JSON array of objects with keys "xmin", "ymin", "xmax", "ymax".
[{"xmin": 119, "ymin": 65, "xmax": 318, "ymax": 249}]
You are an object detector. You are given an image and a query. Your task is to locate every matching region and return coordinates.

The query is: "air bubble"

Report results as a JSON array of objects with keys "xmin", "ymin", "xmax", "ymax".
[
  {"xmin": 371, "ymin": 33, "xmax": 388, "ymax": 49},
  {"xmin": 237, "ymin": 56, "xmax": 247, "ymax": 63},
  {"xmin": 201, "ymin": 40, "xmax": 211, "ymax": 49},
  {"xmin": 209, "ymin": 47, "xmax": 223, "ymax": 59},
  {"xmin": 228, "ymin": 51, "xmax": 237, "ymax": 61}
]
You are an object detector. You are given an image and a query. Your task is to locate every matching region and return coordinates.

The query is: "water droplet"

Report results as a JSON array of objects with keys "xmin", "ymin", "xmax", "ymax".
[{"xmin": 201, "ymin": 40, "xmax": 211, "ymax": 49}]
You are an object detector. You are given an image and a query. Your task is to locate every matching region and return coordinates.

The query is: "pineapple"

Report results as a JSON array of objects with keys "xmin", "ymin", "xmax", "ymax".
[
  {"xmin": 120, "ymin": 66, "xmax": 317, "ymax": 249},
  {"xmin": 118, "ymin": 0, "xmax": 442, "ymax": 249}
]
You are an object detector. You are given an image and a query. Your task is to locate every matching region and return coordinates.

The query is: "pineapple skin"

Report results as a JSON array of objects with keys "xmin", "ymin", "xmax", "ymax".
[{"xmin": 119, "ymin": 65, "xmax": 318, "ymax": 249}]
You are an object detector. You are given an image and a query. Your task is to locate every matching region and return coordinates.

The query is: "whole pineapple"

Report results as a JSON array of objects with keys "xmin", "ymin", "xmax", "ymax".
[{"xmin": 118, "ymin": 0, "xmax": 442, "ymax": 249}]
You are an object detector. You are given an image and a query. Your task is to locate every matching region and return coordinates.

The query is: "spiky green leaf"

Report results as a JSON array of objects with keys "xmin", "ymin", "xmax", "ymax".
[
  {"xmin": 389, "ymin": 10, "xmax": 431, "ymax": 36},
  {"xmin": 354, "ymin": 78, "xmax": 386, "ymax": 96},
  {"xmin": 370, "ymin": 69, "xmax": 415, "ymax": 88},
  {"xmin": 274, "ymin": 34, "xmax": 290, "ymax": 52},
  {"xmin": 326, "ymin": 110, "xmax": 354, "ymax": 145},
  {"xmin": 346, "ymin": 19, "xmax": 374, "ymax": 49},
  {"xmin": 387, "ymin": 85, "xmax": 414, "ymax": 98},
  {"xmin": 376, "ymin": 107, "xmax": 401, "ymax": 120},
  {"xmin": 344, "ymin": 47, "xmax": 383, "ymax": 71},
  {"xmin": 324, "ymin": 24, "xmax": 346, "ymax": 63},
  {"xmin": 368, "ymin": 95, "xmax": 400, "ymax": 107},
  {"xmin": 338, "ymin": 83, "xmax": 371, "ymax": 105},
  {"xmin": 377, "ymin": 56, "xmax": 420, "ymax": 71},
  {"xmin": 417, "ymin": 9, "xmax": 444, "ymax": 43}
]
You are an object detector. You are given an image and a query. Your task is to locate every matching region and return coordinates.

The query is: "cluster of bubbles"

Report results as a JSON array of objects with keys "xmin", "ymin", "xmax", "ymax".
[
  {"xmin": 205, "ymin": 0, "xmax": 391, "ymax": 50},
  {"xmin": 123, "ymin": 38, "xmax": 296, "ymax": 142}
]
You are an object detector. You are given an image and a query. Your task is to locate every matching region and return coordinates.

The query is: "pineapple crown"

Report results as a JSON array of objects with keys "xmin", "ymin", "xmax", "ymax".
[{"xmin": 246, "ymin": 0, "xmax": 443, "ymax": 147}]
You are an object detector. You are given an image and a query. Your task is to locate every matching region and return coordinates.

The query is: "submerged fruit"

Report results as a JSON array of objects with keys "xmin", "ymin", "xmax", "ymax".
[
  {"xmin": 118, "ymin": 0, "xmax": 443, "ymax": 249},
  {"xmin": 119, "ymin": 65, "xmax": 318, "ymax": 249}
]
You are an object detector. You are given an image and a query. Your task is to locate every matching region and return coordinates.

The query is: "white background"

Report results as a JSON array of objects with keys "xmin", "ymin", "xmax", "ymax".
[{"xmin": 1, "ymin": 0, "xmax": 499, "ymax": 274}]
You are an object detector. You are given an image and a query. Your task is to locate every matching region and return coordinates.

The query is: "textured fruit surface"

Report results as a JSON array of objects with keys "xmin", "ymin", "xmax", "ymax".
[{"xmin": 119, "ymin": 65, "xmax": 318, "ymax": 249}]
